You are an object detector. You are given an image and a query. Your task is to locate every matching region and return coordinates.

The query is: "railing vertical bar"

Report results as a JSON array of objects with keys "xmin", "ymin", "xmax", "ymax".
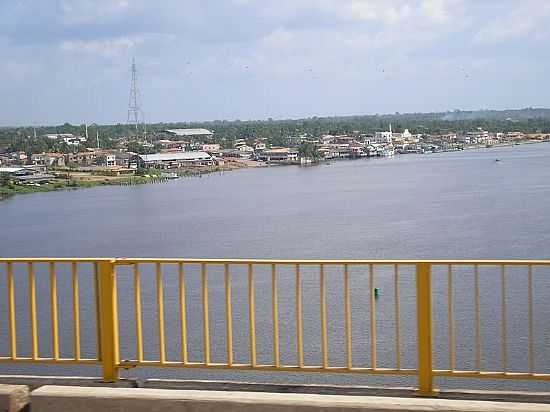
[
  {"xmin": 7, "ymin": 262, "xmax": 17, "ymax": 359},
  {"xmin": 134, "ymin": 263, "xmax": 144, "ymax": 362},
  {"xmin": 28, "ymin": 262, "xmax": 39, "ymax": 360},
  {"xmin": 224, "ymin": 263, "xmax": 233, "ymax": 366},
  {"xmin": 528, "ymin": 264, "xmax": 535, "ymax": 374},
  {"xmin": 201, "ymin": 263, "xmax": 211, "ymax": 364},
  {"xmin": 394, "ymin": 264, "xmax": 401, "ymax": 370},
  {"xmin": 98, "ymin": 261, "xmax": 120, "ymax": 382},
  {"xmin": 344, "ymin": 264, "xmax": 352, "ymax": 369},
  {"xmin": 50, "ymin": 262, "xmax": 59, "ymax": 360},
  {"xmin": 296, "ymin": 264, "xmax": 304, "ymax": 368},
  {"xmin": 501, "ymin": 265, "xmax": 507, "ymax": 372},
  {"xmin": 72, "ymin": 262, "xmax": 81, "ymax": 361},
  {"xmin": 94, "ymin": 262, "xmax": 102, "ymax": 360},
  {"xmin": 416, "ymin": 262, "xmax": 433, "ymax": 394},
  {"xmin": 320, "ymin": 264, "xmax": 328, "ymax": 369},
  {"xmin": 248, "ymin": 263, "xmax": 257, "ymax": 367},
  {"xmin": 272, "ymin": 264, "xmax": 280, "ymax": 368},
  {"xmin": 156, "ymin": 263, "xmax": 166, "ymax": 364},
  {"xmin": 474, "ymin": 264, "xmax": 481, "ymax": 371},
  {"xmin": 370, "ymin": 264, "xmax": 377, "ymax": 369},
  {"xmin": 179, "ymin": 263, "xmax": 188, "ymax": 364},
  {"xmin": 447, "ymin": 264, "xmax": 455, "ymax": 371}
]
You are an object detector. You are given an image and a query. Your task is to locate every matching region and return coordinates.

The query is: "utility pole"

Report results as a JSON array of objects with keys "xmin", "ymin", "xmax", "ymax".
[{"xmin": 127, "ymin": 58, "xmax": 141, "ymax": 138}]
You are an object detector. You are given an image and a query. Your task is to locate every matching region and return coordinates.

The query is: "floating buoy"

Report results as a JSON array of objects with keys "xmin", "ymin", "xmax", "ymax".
[{"xmin": 374, "ymin": 287, "xmax": 380, "ymax": 298}]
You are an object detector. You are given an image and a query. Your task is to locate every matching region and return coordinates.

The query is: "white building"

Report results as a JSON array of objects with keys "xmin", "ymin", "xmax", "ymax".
[
  {"xmin": 467, "ymin": 129, "xmax": 489, "ymax": 143},
  {"xmin": 164, "ymin": 128, "xmax": 214, "ymax": 139},
  {"xmin": 320, "ymin": 135, "xmax": 335, "ymax": 144},
  {"xmin": 43, "ymin": 133, "xmax": 73, "ymax": 140},
  {"xmin": 374, "ymin": 131, "xmax": 393, "ymax": 143},
  {"xmin": 131, "ymin": 151, "xmax": 213, "ymax": 169},
  {"xmin": 201, "ymin": 143, "xmax": 221, "ymax": 153},
  {"xmin": 42, "ymin": 133, "xmax": 86, "ymax": 146}
]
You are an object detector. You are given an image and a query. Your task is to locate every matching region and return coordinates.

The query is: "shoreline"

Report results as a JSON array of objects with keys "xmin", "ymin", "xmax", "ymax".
[
  {"xmin": 0, "ymin": 164, "xmax": 246, "ymax": 201},
  {"xmin": 1, "ymin": 140, "xmax": 547, "ymax": 201}
]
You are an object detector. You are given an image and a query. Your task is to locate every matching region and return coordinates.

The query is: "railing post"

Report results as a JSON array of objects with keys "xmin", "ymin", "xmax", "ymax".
[
  {"xmin": 416, "ymin": 262, "xmax": 434, "ymax": 395},
  {"xmin": 97, "ymin": 260, "xmax": 120, "ymax": 382}
]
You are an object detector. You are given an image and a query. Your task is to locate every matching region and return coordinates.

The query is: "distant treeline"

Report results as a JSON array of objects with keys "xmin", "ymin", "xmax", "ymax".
[{"xmin": 2, "ymin": 108, "xmax": 550, "ymax": 149}]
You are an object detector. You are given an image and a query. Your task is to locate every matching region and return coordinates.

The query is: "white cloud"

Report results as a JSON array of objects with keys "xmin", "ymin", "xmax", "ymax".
[
  {"xmin": 342, "ymin": 0, "xmax": 412, "ymax": 24},
  {"xmin": 60, "ymin": 0, "xmax": 131, "ymax": 24},
  {"xmin": 0, "ymin": 59, "xmax": 35, "ymax": 80},
  {"xmin": 474, "ymin": 1, "xmax": 550, "ymax": 44},
  {"xmin": 60, "ymin": 36, "xmax": 144, "ymax": 57},
  {"xmin": 421, "ymin": 0, "xmax": 450, "ymax": 23}
]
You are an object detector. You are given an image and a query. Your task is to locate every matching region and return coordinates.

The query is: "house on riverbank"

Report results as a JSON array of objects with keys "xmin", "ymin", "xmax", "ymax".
[
  {"xmin": 130, "ymin": 151, "xmax": 214, "ymax": 169},
  {"xmin": 255, "ymin": 147, "xmax": 299, "ymax": 163}
]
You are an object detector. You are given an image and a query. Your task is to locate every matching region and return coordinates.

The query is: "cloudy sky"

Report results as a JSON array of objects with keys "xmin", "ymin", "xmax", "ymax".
[{"xmin": 1, "ymin": 0, "xmax": 549, "ymax": 126}]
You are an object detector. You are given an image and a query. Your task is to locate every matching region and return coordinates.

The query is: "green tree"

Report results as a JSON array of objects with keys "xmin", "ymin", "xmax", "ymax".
[
  {"xmin": 127, "ymin": 142, "xmax": 156, "ymax": 154},
  {"xmin": 298, "ymin": 142, "xmax": 320, "ymax": 161},
  {"xmin": 0, "ymin": 172, "xmax": 11, "ymax": 186}
]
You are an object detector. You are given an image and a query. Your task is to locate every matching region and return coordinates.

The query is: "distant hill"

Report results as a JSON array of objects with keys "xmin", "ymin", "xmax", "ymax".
[
  {"xmin": 440, "ymin": 108, "xmax": 550, "ymax": 121},
  {"xmin": 2, "ymin": 108, "xmax": 550, "ymax": 148}
]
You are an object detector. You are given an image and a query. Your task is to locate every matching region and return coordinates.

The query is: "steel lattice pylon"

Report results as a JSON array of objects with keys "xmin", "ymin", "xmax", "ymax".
[{"xmin": 127, "ymin": 57, "xmax": 141, "ymax": 136}]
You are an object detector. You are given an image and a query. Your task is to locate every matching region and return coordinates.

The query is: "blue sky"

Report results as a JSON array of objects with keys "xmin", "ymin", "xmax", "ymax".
[{"xmin": 1, "ymin": 0, "xmax": 549, "ymax": 126}]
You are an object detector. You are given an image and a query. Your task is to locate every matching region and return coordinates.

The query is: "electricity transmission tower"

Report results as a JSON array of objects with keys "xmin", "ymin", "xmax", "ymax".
[{"xmin": 127, "ymin": 57, "xmax": 141, "ymax": 138}]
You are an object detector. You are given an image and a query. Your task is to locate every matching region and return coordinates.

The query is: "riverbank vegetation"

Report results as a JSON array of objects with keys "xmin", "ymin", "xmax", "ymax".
[
  {"xmin": 0, "ymin": 175, "xmax": 155, "ymax": 198},
  {"xmin": 0, "ymin": 164, "xmax": 243, "ymax": 200}
]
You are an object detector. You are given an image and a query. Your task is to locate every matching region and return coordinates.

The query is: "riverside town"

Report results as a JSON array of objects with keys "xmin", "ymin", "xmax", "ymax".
[{"xmin": 1, "ymin": 123, "xmax": 549, "ymax": 198}]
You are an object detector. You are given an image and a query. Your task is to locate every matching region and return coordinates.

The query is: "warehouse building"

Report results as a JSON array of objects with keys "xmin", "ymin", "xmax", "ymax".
[
  {"xmin": 130, "ymin": 151, "xmax": 213, "ymax": 169},
  {"xmin": 163, "ymin": 128, "xmax": 213, "ymax": 139}
]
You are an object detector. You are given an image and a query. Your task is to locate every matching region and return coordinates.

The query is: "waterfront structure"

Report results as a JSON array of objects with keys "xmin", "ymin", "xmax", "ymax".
[
  {"xmin": 506, "ymin": 131, "xmax": 524, "ymax": 140},
  {"xmin": 8, "ymin": 152, "xmax": 28, "ymax": 163},
  {"xmin": 130, "ymin": 151, "xmax": 214, "ymax": 168},
  {"xmin": 238, "ymin": 145, "xmax": 254, "ymax": 153},
  {"xmin": 201, "ymin": 143, "xmax": 221, "ymax": 155},
  {"xmin": 41, "ymin": 153, "xmax": 65, "ymax": 167},
  {"xmin": 14, "ymin": 173, "xmax": 56, "ymax": 184},
  {"xmin": 466, "ymin": 129, "xmax": 489, "ymax": 143},
  {"xmin": 255, "ymin": 147, "xmax": 299, "ymax": 163},
  {"xmin": 234, "ymin": 140, "xmax": 254, "ymax": 158},
  {"xmin": 0, "ymin": 166, "xmax": 41, "ymax": 175},
  {"xmin": 157, "ymin": 140, "xmax": 189, "ymax": 151},
  {"xmin": 374, "ymin": 130, "xmax": 393, "ymax": 143},
  {"xmin": 65, "ymin": 151, "xmax": 97, "ymax": 166}
]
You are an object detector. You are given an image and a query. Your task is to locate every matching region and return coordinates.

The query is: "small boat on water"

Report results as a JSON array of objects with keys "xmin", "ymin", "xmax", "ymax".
[
  {"xmin": 495, "ymin": 159, "xmax": 501, "ymax": 162},
  {"xmin": 161, "ymin": 172, "xmax": 179, "ymax": 179}
]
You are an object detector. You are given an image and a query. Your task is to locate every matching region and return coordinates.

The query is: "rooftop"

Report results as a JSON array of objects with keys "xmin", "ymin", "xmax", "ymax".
[
  {"xmin": 164, "ymin": 128, "xmax": 213, "ymax": 136},
  {"xmin": 139, "ymin": 151, "xmax": 212, "ymax": 162},
  {"xmin": 0, "ymin": 167, "xmax": 24, "ymax": 173}
]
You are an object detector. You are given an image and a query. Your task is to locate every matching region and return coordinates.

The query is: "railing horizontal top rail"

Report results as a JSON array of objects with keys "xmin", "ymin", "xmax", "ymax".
[{"xmin": 1, "ymin": 257, "xmax": 550, "ymax": 265}]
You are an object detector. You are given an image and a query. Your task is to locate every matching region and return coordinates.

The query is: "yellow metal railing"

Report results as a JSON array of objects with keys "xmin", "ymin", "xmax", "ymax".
[{"xmin": 1, "ymin": 258, "xmax": 550, "ymax": 394}]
